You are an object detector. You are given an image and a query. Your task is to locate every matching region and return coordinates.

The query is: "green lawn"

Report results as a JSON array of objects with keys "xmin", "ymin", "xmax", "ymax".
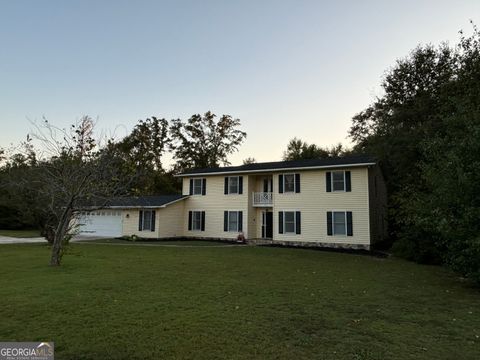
[
  {"xmin": 0, "ymin": 229, "xmax": 41, "ymax": 238},
  {"xmin": 0, "ymin": 244, "xmax": 478, "ymax": 360}
]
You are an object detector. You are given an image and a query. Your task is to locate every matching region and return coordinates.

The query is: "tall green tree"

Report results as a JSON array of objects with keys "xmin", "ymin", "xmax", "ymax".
[
  {"xmin": 349, "ymin": 24, "xmax": 480, "ymax": 283},
  {"xmin": 169, "ymin": 111, "xmax": 246, "ymax": 171},
  {"xmin": 105, "ymin": 117, "xmax": 179, "ymax": 195}
]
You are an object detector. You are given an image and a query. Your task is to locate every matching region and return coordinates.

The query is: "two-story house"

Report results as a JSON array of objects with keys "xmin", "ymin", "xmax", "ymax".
[{"xmin": 78, "ymin": 155, "xmax": 387, "ymax": 250}]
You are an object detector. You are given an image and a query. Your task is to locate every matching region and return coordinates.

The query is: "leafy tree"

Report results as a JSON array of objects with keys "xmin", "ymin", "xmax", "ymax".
[
  {"xmin": 283, "ymin": 138, "xmax": 352, "ymax": 161},
  {"xmin": 115, "ymin": 117, "xmax": 169, "ymax": 171},
  {"xmin": 169, "ymin": 111, "xmax": 246, "ymax": 171},
  {"xmin": 243, "ymin": 157, "xmax": 257, "ymax": 165},
  {"xmin": 350, "ymin": 23, "xmax": 480, "ymax": 283},
  {"xmin": 104, "ymin": 117, "xmax": 179, "ymax": 195}
]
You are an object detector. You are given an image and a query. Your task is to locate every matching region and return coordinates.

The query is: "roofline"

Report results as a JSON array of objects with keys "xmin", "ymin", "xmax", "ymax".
[
  {"xmin": 79, "ymin": 196, "xmax": 189, "ymax": 210},
  {"xmin": 175, "ymin": 162, "xmax": 376, "ymax": 177}
]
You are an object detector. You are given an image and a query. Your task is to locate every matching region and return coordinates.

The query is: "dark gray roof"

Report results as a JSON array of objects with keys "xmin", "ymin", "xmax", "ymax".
[
  {"xmin": 178, "ymin": 155, "xmax": 376, "ymax": 177},
  {"xmin": 103, "ymin": 194, "xmax": 187, "ymax": 208}
]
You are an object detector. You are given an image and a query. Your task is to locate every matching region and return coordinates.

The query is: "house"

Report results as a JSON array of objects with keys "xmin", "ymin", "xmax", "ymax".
[{"xmin": 78, "ymin": 155, "xmax": 387, "ymax": 250}]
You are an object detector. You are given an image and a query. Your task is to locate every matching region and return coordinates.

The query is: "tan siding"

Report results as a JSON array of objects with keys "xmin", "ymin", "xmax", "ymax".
[
  {"xmin": 180, "ymin": 166, "xmax": 372, "ymax": 246},
  {"xmin": 122, "ymin": 200, "xmax": 185, "ymax": 239},
  {"xmin": 273, "ymin": 168, "xmax": 371, "ymax": 245},
  {"xmin": 183, "ymin": 175, "xmax": 250, "ymax": 239}
]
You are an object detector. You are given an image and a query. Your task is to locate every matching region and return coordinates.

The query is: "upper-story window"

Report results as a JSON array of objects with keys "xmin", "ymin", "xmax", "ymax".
[
  {"xmin": 190, "ymin": 178, "xmax": 206, "ymax": 195},
  {"xmin": 279, "ymin": 173, "xmax": 300, "ymax": 193},
  {"xmin": 284, "ymin": 174, "xmax": 295, "ymax": 193},
  {"xmin": 326, "ymin": 171, "xmax": 351, "ymax": 192},
  {"xmin": 224, "ymin": 176, "xmax": 243, "ymax": 195},
  {"xmin": 332, "ymin": 171, "xmax": 346, "ymax": 191}
]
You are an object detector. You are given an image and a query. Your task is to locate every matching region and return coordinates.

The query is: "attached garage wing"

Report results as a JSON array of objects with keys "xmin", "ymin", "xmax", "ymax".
[{"xmin": 78, "ymin": 210, "xmax": 123, "ymax": 237}]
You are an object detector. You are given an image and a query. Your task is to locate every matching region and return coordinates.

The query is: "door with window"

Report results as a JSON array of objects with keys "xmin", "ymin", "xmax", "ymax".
[{"xmin": 262, "ymin": 211, "xmax": 273, "ymax": 239}]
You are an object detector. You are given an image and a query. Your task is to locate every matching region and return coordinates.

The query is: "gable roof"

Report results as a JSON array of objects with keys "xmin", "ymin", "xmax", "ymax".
[
  {"xmin": 176, "ymin": 155, "xmax": 376, "ymax": 177},
  {"xmin": 101, "ymin": 194, "xmax": 187, "ymax": 209}
]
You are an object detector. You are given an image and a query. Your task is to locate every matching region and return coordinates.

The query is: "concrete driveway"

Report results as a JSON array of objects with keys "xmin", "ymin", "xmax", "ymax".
[
  {"xmin": 0, "ymin": 235, "xmax": 110, "ymax": 244},
  {"xmin": 0, "ymin": 236, "xmax": 46, "ymax": 244}
]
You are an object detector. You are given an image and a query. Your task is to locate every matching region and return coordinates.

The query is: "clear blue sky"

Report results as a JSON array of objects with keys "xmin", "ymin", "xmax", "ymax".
[{"xmin": 1, "ymin": 0, "xmax": 479, "ymax": 166}]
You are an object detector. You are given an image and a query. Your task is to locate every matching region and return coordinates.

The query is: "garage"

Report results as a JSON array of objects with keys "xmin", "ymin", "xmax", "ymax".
[{"xmin": 78, "ymin": 210, "xmax": 123, "ymax": 237}]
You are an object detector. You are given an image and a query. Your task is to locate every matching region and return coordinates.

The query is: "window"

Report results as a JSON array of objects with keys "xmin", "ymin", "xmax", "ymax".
[
  {"xmin": 333, "ymin": 212, "xmax": 346, "ymax": 235},
  {"xmin": 327, "ymin": 211, "xmax": 352, "ymax": 236},
  {"xmin": 228, "ymin": 211, "xmax": 238, "ymax": 231},
  {"xmin": 224, "ymin": 176, "xmax": 243, "ymax": 195},
  {"xmin": 192, "ymin": 211, "xmax": 202, "ymax": 231},
  {"xmin": 284, "ymin": 174, "xmax": 295, "ymax": 193},
  {"xmin": 224, "ymin": 211, "xmax": 243, "ymax": 232},
  {"xmin": 279, "ymin": 211, "xmax": 301, "ymax": 234},
  {"xmin": 332, "ymin": 171, "xmax": 345, "ymax": 191},
  {"xmin": 193, "ymin": 178, "xmax": 203, "ymax": 195},
  {"xmin": 139, "ymin": 210, "xmax": 155, "ymax": 231},
  {"xmin": 284, "ymin": 211, "xmax": 295, "ymax": 233},
  {"xmin": 229, "ymin": 176, "xmax": 239, "ymax": 194},
  {"xmin": 188, "ymin": 211, "xmax": 205, "ymax": 231}
]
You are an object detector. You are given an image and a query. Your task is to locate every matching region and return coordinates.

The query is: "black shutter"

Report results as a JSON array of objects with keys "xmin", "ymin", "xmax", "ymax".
[
  {"xmin": 345, "ymin": 171, "xmax": 351, "ymax": 192},
  {"xmin": 238, "ymin": 176, "xmax": 243, "ymax": 194},
  {"xmin": 327, "ymin": 211, "xmax": 333, "ymax": 235},
  {"xmin": 263, "ymin": 178, "xmax": 268, "ymax": 192},
  {"xmin": 326, "ymin": 172, "xmax": 332, "ymax": 192},
  {"xmin": 202, "ymin": 178, "xmax": 206, "ymax": 195},
  {"xmin": 138, "ymin": 210, "xmax": 143, "ymax": 231},
  {"xmin": 224, "ymin": 177, "xmax": 229, "ymax": 194},
  {"xmin": 295, "ymin": 211, "xmax": 301, "ymax": 234},
  {"xmin": 295, "ymin": 173, "xmax": 300, "ymax": 193},
  {"xmin": 279, "ymin": 212, "xmax": 284, "ymax": 234},
  {"xmin": 346, "ymin": 211, "xmax": 353, "ymax": 236},
  {"xmin": 201, "ymin": 211, "xmax": 206, "ymax": 231},
  {"xmin": 188, "ymin": 211, "xmax": 192, "ymax": 231},
  {"xmin": 151, "ymin": 210, "xmax": 156, "ymax": 231},
  {"xmin": 279, "ymin": 175, "xmax": 284, "ymax": 193},
  {"xmin": 189, "ymin": 179, "xmax": 193, "ymax": 195},
  {"xmin": 238, "ymin": 211, "xmax": 243, "ymax": 231},
  {"xmin": 224, "ymin": 211, "xmax": 228, "ymax": 232}
]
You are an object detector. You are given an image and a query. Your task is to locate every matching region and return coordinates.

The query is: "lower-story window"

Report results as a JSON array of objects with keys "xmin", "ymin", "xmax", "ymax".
[
  {"xmin": 278, "ymin": 211, "xmax": 301, "ymax": 234},
  {"xmin": 224, "ymin": 211, "xmax": 243, "ymax": 232},
  {"xmin": 327, "ymin": 211, "xmax": 353, "ymax": 236},
  {"xmin": 188, "ymin": 211, "xmax": 205, "ymax": 231},
  {"xmin": 139, "ymin": 210, "xmax": 156, "ymax": 231}
]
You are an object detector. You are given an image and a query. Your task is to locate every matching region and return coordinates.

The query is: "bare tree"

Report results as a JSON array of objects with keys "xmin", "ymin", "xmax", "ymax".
[{"xmin": 27, "ymin": 116, "xmax": 135, "ymax": 266}]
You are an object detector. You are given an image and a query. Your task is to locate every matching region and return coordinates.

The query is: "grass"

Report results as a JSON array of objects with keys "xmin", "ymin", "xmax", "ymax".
[
  {"xmin": 77, "ymin": 238, "xmax": 238, "ymax": 246},
  {"xmin": 0, "ymin": 229, "xmax": 41, "ymax": 238},
  {"xmin": 0, "ymin": 243, "xmax": 479, "ymax": 360}
]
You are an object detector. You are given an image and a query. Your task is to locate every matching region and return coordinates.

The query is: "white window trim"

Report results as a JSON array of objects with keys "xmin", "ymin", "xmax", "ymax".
[
  {"xmin": 331, "ymin": 210, "xmax": 347, "ymax": 236},
  {"xmin": 282, "ymin": 173, "xmax": 296, "ymax": 193},
  {"xmin": 331, "ymin": 171, "xmax": 346, "ymax": 192},
  {"xmin": 227, "ymin": 176, "xmax": 240, "ymax": 195},
  {"xmin": 192, "ymin": 178, "xmax": 204, "ymax": 196},
  {"xmin": 281, "ymin": 210, "xmax": 299, "ymax": 235},
  {"xmin": 226, "ymin": 210, "xmax": 242, "ymax": 232},
  {"xmin": 191, "ymin": 210, "xmax": 203, "ymax": 231}
]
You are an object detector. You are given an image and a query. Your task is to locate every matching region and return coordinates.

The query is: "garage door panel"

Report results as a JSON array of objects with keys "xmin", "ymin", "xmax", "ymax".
[{"xmin": 78, "ymin": 210, "xmax": 122, "ymax": 237}]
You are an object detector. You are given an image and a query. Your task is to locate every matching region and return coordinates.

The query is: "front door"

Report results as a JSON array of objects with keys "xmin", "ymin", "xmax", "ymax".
[{"xmin": 262, "ymin": 211, "xmax": 273, "ymax": 239}]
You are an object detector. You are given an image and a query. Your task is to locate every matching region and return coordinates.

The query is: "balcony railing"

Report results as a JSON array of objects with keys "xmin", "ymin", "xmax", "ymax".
[{"xmin": 252, "ymin": 192, "xmax": 273, "ymax": 206}]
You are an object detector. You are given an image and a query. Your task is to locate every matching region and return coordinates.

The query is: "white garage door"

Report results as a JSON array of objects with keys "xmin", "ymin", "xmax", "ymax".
[{"xmin": 78, "ymin": 210, "xmax": 123, "ymax": 237}]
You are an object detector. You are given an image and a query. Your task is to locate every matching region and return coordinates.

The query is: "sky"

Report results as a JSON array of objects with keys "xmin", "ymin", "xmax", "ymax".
[{"xmin": 1, "ymin": 0, "xmax": 479, "ymax": 166}]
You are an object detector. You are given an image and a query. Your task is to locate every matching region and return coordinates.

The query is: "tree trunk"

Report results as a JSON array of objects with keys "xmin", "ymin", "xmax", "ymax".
[{"xmin": 50, "ymin": 201, "xmax": 73, "ymax": 266}]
